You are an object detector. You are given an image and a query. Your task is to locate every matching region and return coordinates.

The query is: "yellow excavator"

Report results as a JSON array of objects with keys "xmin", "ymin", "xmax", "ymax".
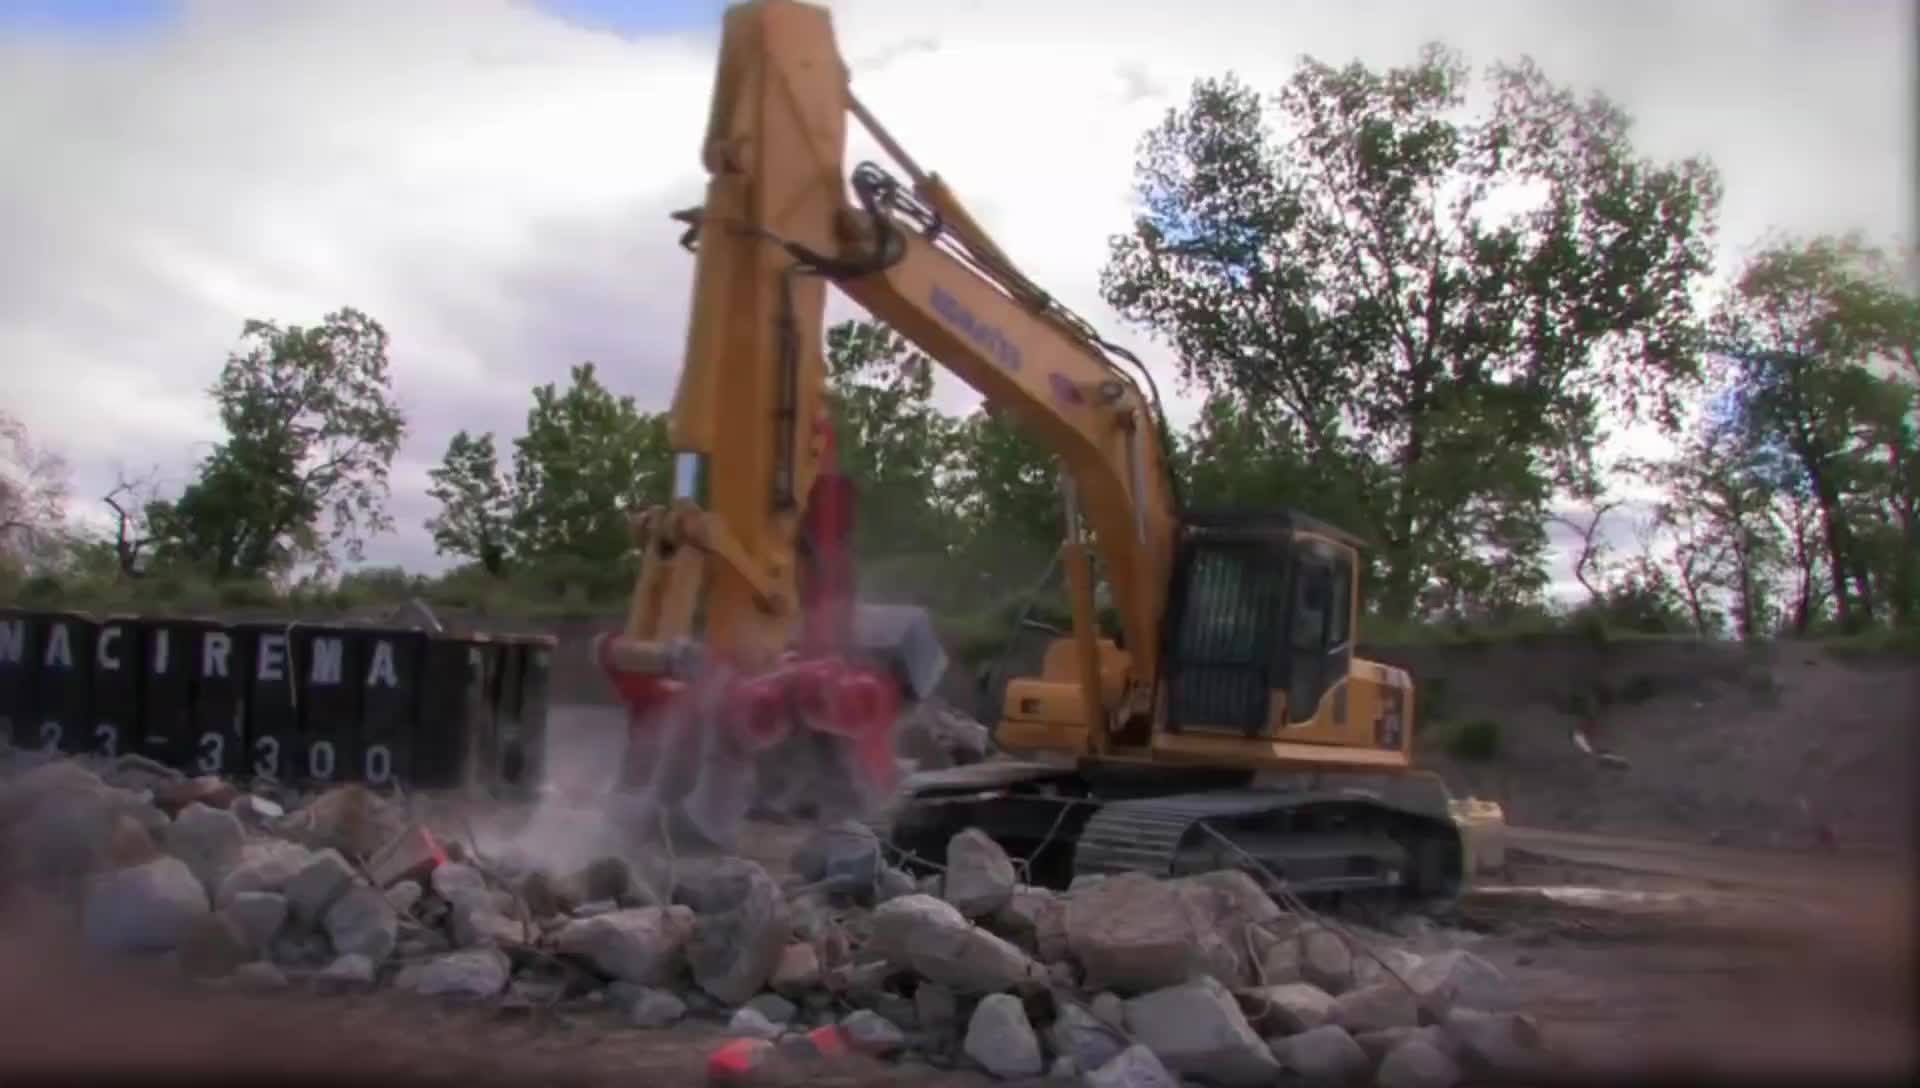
[{"xmin": 595, "ymin": 0, "xmax": 1463, "ymax": 899}]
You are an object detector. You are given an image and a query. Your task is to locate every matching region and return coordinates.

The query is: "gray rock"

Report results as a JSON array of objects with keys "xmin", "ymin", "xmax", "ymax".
[
  {"xmin": 1049, "ymin": 1055, "xmax": 1076, "ymax": 1079},
  {"xmin": 1092, "ymin": 991, "xmax": 1127, "ymax": 1031},
  {"xmin": 11, "ymin": 775, "xmax": 168, "ymax": 883},
  {"xmin": 230, "ymin": 960, "xmax": 289, "ymax": 991},
  {"xmin": 747, "ymin": 992, "xmax": 797, "ymax": 1024},
  {"xmin": 452, "ymin": 902, "xmax": 528, "ymax": 947},
  {"xmin": 916, "ymin": 981, "xmax": 959, "ymax": 1033},
  {"xmin": 1066, "ymin": 871, "xmax": 1273, "ymax": 994},
  {"xmin": 874, "ymin": 992, "xmax": 918, "ymax": 1031},
  {"xmin": 552, "ymin": 905, "xmax": 696, "ymax": 985},
  {"xmin": 164, "ymin": 802, "xmax": 245, "ymax": 894},
  {"xmin": 1122, "ymin": 976, "xmax": 1280, "ymax": 1088},
  {"xmin": 1248, "ymin": 981, "xmax": 1336, "ymax": 1035},
  {"xmin": 222, "ymin": 891, "xmax": 288, "ymax": 954},
  {"xmin": 993, "ymin": 886, "xmax": 1069, "ymax": 960},
  {"xmin": 385, "ymin": 880, "xmax": 422, "ymax": 916},
  {"xmin": 1084, "ymin": 1045, "xmax": 1180, "ymax": 1088},
  {"xmin": 430, "ymin": 862, "xmax": 492, "ymax": 910},
  {"xmin": 728, "ymin": 1006, "xmax": 784, "ymax": 1041},
  {"xmin": 964, "ymin": 992, "xmax": 1043, "ymax": 1079},
  {"xmin": 284, "ymin": 848, "xmax": 356, "ymax": 926},
  {"xmin": 1355, "ymin": 1026, "xmax": 1450, "ymax": 1065},
  {"xmin": 1050, "ymin": 1001, "xmax": 1127, "ymax": 1072},
  {"xmin": 324, "ymin": 881, "xmax": 399, "ymax": 961},
  {"xmin": 1353, "ymin": 947, "xmax": 1427, "ymax": 990},
  {"xmin": 1406, "ymin": 949, "xmax": 1509, "ymax": 1013},
  {"xmin": 842, "ymin": 1008, "xmax": 908, "ymax": 1055},
  {"xmin": 230, "ymin": 795, "xmax": 284, "ymax": 827},
  {"xmin": 319, "ymin": 953, "xmax": 377, "ymax": 987},
  {"xmin": 686, "ymin": 860, "xmax": 789, "ymax": 1005},
  {"xmin": 399, "ymin": 946, "xmax": 511, "ymax": 997},
  {"xmin": 1272, "ymin": 1023, "xmax": 1370, "ymax": 1084},
  {"xmin": 1377, "ymin": 1039, "xmax": 1461, "ymax": 1088},
  {"xmin": 875, "ymin": 866, "xmax": 917, "ymax": 902},
  {"xmin": 1441, "ymin": 1009, "xmax": 1548, "ymax": 1077},
  {"xmin": 82, "ymin": 856, "xmax": 209, "ymax": 951},
  {"xmin": 769, "ymin": 941, "xmax": 821, "ymax": 995},
  {"xmin": 672, "ymin": 856, "xmax": 770, "ymax": 914},
  {"xmin": 943, "ymin": 828, "xmax": 1016, "ymax": 918},
  {"xmin": 270, "ymin": 929, "xmax": 332, "ymax": 967},
  {"xmin": 792, "ymin": 820, "xmax": 883, "ymax": 891},
  {"xmin": 868, "ymin": 894, "xmax": 1043, "ymax": 995},
  {"xmin": 1299, "ymin": 927, "xmax": 1355, "ymax": 995},
  {"xmin": 627, "ymin": 987, "xmax": 688, "ymax": 1028},
  {"xmin": 215, "ymin": 840, "xmax": 315, "ymax": 908},
  {"xmin": 1260, "ymin": 939, "xmax": 1304, "ymax": 986},
  {"xmin": 1332, "ymin": 982, "xmax": 1421, "ymax": 1034}
]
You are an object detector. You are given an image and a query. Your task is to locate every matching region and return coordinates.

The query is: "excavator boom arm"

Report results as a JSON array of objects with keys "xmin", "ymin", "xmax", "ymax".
[{"xmin": 631, "ymin": 0, "xmax": 1178, "ymax": 712}]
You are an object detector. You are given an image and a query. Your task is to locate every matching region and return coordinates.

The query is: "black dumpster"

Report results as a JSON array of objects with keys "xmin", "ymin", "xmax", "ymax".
[
  {"xmin": 0, "ymin": 607, "xmax": 40, "ymax": 751},
  {"xmin": 91, "ymin": 613, "xmax": 144, "ymax": 761},
  {"xmin": 491, "ymin": 635, "xmax": 554, "ymax": 796},
  {"xmin": 0, "ymin": 606, "xmax": 556, "ymax": 794},
  {"xmin": 26, "ymin": 612, "xmax": 98, "ymax": 756},
  {"xmin": 413, "ymin": 635, "xmax": 491, "ymax": 790},
  {"xmin": 357, "ymin": 627, "xmax": 426, "ymax": 789},
  {"xmin": 291, "ymin": 623, "xmax": 363, "ymax": 787}
]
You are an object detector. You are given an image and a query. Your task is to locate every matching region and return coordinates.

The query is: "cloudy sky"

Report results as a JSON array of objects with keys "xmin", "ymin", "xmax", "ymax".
[{"xmin": 1, "ymin": 0, "xmax": 1911, "ymax": 595}]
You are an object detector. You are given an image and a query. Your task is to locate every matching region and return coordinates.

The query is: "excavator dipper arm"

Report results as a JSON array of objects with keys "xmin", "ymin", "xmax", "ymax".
[{"xmin": 596, "ymin": 0, "xmax": 1181, "ymax": 849}]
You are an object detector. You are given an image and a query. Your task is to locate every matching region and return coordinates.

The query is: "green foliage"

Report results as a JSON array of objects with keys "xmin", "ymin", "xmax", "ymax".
[
  {"xmin": 1100, "ymin": 47, "xmax": 1722, "ymax": 619},
  {"xmin": 1444, "ymin": 718, "xmax": 1502, "ymax": 761},
  {"xmin": 823, "ymin": 320, "xmax": 964, "ymax": 567},
  {"xmin": 148, "ymin": 308, "xmax": 407, "ymax": 579},
  {"xmin": 510, "ymin": 363, "xmax": 672, "ymax": 565},
  {"xmin": 425, "ymin": 431, "xmax": 513, "ymax": 576}
]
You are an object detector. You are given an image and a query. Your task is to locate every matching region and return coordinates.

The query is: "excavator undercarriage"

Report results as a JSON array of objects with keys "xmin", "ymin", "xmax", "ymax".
[{"xmin": 883, "ymin": 761, "xmax": 1463, "ymax": 902}]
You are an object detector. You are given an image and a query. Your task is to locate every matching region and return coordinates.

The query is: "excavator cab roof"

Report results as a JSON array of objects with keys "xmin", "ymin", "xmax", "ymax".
[{"xmin": 1179, "ymin": 505, "xmax": 1371, "ymax": 553}]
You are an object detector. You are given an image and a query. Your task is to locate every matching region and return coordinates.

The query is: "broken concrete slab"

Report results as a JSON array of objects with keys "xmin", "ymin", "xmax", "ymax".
[
  {"xmin": 164, "ymin": 801, "xmax": 244, "ymax": 895},
  {"xmin": 867, "ymin": 893, "xmax": 1044, "ymax": 995},
  {"xmin": 324, "ymin": 881, "xmax": 399, "ymax": 962},
  {"xmin": 1332, "ymin": 981, "xmax": 1422, "ymax": 1034},
  {"xmin": 1271, "ymin": 1023, "xmax": 1370, "ymax": 1085},
  {"xmin": 1244, "ymin": 980, "xmax": 1336, "ymax": 1035},
  {"xmin": 687, "ymin": 860, "xmax": 789, "ymax": 1005},
  {"xmin": 1376, "ymin": 1038, "xmax": 1461, "ymax": 1088},
  {"xmin": 398, "ymin": 946, "xmax": 511, "ymax": 998},
  {"xmin": 943, "ymin": 828, "xmax": 1016, "ymax": 919},
  {"xmin": 1083, "ymin": 1044, "xmax": 1180, "ymax": 1088},
  {"xmin": 1121, "ymin": 975, "xmax": 1281, "ymax": 1088},
  {"xmin": 552, "ymin": 905, "xmax": 696, "ymax": 986},
  {"xmin": 82, "ymin": 856, "xmax": 209, "ymax": 951},
  {"xmin": 964, "ymin": 992, "xmax": 1044, "ymax": 1079}
]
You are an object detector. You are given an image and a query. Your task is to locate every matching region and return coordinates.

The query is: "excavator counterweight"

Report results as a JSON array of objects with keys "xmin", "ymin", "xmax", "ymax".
[{"xmin": 596, "ymin": 0, "xmax": 1464, "ymax": 900}]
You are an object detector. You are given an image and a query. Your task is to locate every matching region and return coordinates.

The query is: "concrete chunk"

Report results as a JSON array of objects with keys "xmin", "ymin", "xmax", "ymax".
[{"xmin": 1121, "ymin": 976, "xmax": 1280, "ymax": 1087}]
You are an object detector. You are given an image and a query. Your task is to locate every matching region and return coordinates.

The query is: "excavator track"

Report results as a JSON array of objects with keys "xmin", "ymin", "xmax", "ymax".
[
  {"xmin": 1073, "ymin": 791, "xmax": 1421, "ymax": 896},
  {"xmin": 884, "ymin": 766, "xmax": 1465, "ymax": 902}
]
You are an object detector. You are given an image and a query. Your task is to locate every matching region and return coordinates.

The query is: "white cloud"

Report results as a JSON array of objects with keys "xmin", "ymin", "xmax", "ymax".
[{"xmin": 0, "ymin": 0, "xmax": 1909, "ymax": 595}]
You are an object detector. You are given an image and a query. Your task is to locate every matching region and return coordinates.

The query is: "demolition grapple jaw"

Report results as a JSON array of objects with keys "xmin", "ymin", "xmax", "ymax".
[{"xmin": 592, "ymin": 603, "xmax": 948, "ymax": 853}]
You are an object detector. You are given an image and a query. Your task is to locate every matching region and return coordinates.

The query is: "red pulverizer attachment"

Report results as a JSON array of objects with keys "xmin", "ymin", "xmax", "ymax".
[{"xmin": 596, "ymin": 408, "xmax": 905, "ymax": 835}]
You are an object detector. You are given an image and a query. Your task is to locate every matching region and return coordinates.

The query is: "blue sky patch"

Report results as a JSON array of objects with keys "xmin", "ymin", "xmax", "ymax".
[
  {"xmin": 527, "ymin": 0, "xmax": 730, "ymax": 37},
  {"xmin": 0, "ymin": 0, "xmax": 181, "ymax": 38}
]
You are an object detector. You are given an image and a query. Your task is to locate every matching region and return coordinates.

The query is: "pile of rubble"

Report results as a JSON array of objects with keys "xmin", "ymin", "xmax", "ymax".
[{"xmin": 0, "ymin": 746, "xmax": 1557, "ymax": 1087}]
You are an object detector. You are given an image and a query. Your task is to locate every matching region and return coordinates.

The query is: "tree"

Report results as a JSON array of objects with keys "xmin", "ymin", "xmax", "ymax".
[
  {"xmin": 822, "ymin": 320, "xmax": 963, "ymax": 566},
  {"xmin": 1711, "ymin": 234, "xmax": 1920, "ymax": 630},
  {"xmin": 424, "ymin": 431, "xmax": 514, "ymax": 576},
  {"xmin": 0, "ymin": 412, "xmax": 71, "ymax": 570},
  {"xmin": 1100, "ymin": 46, "xmax": 1722, "ymax": 617},
  {"xmin": 946, "ymin": 407, "xmax": 1063, "ymax": 589},
  {"xmin": 149, "ymin": 308, "xmax": 407, "ymax": 578},
  {"xmin": 101, "ymin": 466, "xmax": 164, "ymax": 577},
  {"xmin": 508, "ymin": 362, "xmax": 671, "ymax": 565}
]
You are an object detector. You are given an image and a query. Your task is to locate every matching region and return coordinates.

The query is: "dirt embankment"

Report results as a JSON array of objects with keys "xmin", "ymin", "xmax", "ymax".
[{"xmin": 494, "ymin": 614, "xmax": 1916, "ymax": 858}]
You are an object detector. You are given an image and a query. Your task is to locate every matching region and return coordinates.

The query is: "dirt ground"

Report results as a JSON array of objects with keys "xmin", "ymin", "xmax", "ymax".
[
  {"xmin": 3, "ymin": 807, "xmax": 1911, "ymax": 1087},
  {"xmin": 4, "ymin": 630, "xmax": 1913, "ymax": 1087}
]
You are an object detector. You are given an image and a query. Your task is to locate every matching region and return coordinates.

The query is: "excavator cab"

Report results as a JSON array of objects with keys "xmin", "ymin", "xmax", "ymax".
[{"xmin": 1159, "ymin": 509, "xmax": 1360, "ymax": 737}]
